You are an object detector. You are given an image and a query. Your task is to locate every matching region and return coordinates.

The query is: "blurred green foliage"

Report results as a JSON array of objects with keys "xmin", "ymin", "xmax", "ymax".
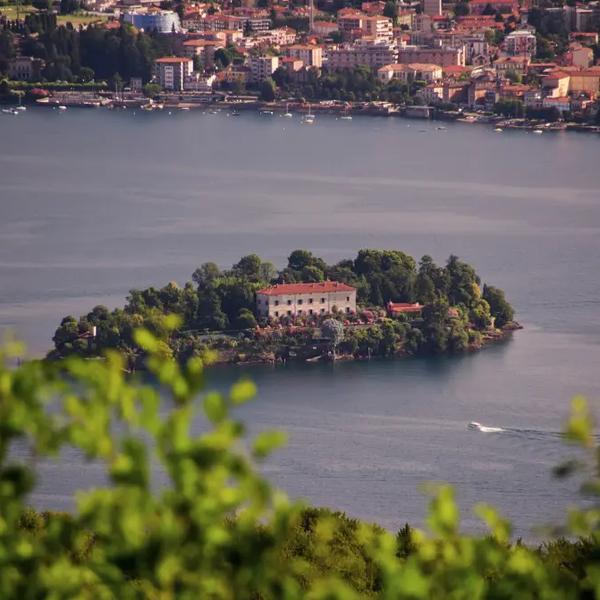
[{"xmin": 2, "ymin": 328, "xmax": 600, "ymax": 598}]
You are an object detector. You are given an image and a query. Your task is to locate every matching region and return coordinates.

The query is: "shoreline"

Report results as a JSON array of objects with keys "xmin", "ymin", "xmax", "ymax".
[
  {"xmin": 5, "ymin": 95, "xmax": 599, "ymax": 135},
  {"xmin": 198, "ymin": 322, "xmax": 522, "ymax": 369}
]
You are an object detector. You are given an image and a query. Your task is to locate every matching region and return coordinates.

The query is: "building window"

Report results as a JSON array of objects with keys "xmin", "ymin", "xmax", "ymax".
[
  {"xmin": 346, "ymin": 307, "xmax": 350, "ymax": 313},
  {"xmin": 309, "ymin": 309, "xmax": 313, "ymax": 315},
  {"xmin": 346, "ymin": 296, "xmax": 350, "ymax": 301},
  {"xmin": 275, "ymin": 311, "xmax": 279, "ymax": 317},
  {"xmin": 321, "ymin": 297, "xmax": 325, "ymax": 303},
  {"xmin": 298, "ymin": 299, "xmax": 303, "ymax": 305},
  {"xmin": 298, "ymin": 310, "xmax": 303, "ymax": 315},
  {"xmin": 321, "ymin": 308, "xmax": 325, "ymax": 313},
  {"xmin": 287, "ymin": 300, "xmax": 292, "ymax": 305},
  {"xmin": 309, "ymin": 298, "xmax": 313, "ymax": 304},
  {"xmin": 275, "ymin": 300, "xmax": 279, "ymax": 306},
  {"xmin": 287, "ymin": 310, "xmax": 292, "ymax": 316}
]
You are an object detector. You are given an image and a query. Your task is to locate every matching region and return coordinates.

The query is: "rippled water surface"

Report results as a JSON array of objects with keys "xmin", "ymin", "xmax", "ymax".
[{"xmin": 1, "ymin": 108, "xmax": 600, "ymax": 538}]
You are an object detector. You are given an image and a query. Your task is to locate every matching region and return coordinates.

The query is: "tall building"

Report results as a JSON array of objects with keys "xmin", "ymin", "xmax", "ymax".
[
  {"xmin": 154, "ymin": 57, "xmax": 194, "ymax": 91},
  {"xmin": 248, "ymin": 55, "xmax": 279, "ymax": 82}
]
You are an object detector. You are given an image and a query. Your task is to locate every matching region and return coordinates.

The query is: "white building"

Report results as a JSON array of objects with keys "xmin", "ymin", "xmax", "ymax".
[
  {"xmin": 286, "ymin": 44, "xmax": 323, "ymax": 68},
  {"xmin": 378, "ymin": 62, "xmax": 443, "ymax": 83},
  {"xmin": 122, "ymin": 10, "xmax": 181, "ymax": 33},
  {"xmin": 362, "ymin": 16, "xmax": 393, "ymax": 40},
  {"xmin": 154, "ymin": 57, "xmax": 193, "ymax": 91},
  {"xmin": 248, "ymin": 55, "xmax": 279, "ymax": 82},
  {"xmin": 505, "ymin": 30, "xmax": 537, "ymax": 57},
  {"xmin": 326, "ymin": 38, "xmax": 398, "ymax": 70},
  {"xmin": 256, "ymin": 282, "xmax": 357, "ymax": 319}
]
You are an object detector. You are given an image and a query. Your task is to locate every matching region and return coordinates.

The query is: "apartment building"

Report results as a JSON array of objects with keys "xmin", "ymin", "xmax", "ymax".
[
  {"xmin": 327, "ymin": 38, "xmax": 398, "ymax": 70},
  {"xmin": 248, "ymin": 55, "xmax": 279, "ymax": 82},
  {"xmin": 154, "ymin": 57, "xmax": 194, "ymax": 91},
  {"xmin": 398, "ymin": 44, "xmax": 465, "ymax": 66},
  {"xmin": 504, "ymin": 29, "xmax": 537, "ymax": 57},
  {"xmin": 362, "ymin": 15, "xmax": 393, "ymax": 40},
  {"xmin": 286, "ymin": 44, "xmax": 323, "ymax": 68}
]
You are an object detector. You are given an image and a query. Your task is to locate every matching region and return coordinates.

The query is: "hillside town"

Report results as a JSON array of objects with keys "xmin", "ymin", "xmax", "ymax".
[{"xmin": 1, "ymin": 0, "xmax": 600, "ymax": 125}]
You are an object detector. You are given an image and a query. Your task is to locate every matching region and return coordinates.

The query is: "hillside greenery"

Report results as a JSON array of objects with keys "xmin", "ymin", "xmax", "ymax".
[
  {"xmin": 0, "ymin": 16, "xmax": 175, "ymax": 83},
  {"xmin": 2, "ymin": 331, "xmax": 600, "ymax": 598},
  {"xmin": 49, "ymin": 249, "xmax": 516, "ymax": 367}
]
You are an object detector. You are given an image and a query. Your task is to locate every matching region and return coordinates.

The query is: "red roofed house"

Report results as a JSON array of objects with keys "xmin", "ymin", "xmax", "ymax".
[
  {"xmin": 256, "ymin": 282, "xmax": 357, "ymax": 319},
  {"xmin": 387, "ymin": 302, "xmax": 422, "ymax": 317}
]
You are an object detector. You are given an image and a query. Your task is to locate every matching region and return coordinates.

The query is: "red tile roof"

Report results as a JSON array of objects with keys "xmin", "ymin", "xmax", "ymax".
[
  {"xmin": 257, "ymin": 281, "xmax": 356, "ymax": 295},
  {"xmin": 387, "ymin": 302, "xmax": 422, "ymax": 313},
  {"xmin": 155, "ymin": 57, "xmax": 193, "ymax": 64}
]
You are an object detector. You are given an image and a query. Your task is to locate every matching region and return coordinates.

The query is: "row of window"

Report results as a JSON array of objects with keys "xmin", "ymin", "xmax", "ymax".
[
  {"xmin": 272, "ymin": 307, "xmax": 352, "ymax": 317},
  {"xmin": 261, "ymin": 296, "xmax": 352, "ymax": 307}
]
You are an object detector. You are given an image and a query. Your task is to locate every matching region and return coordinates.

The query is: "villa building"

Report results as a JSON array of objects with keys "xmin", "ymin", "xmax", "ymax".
[{"xmin": 256, "ymin": 281, "xmax": 357, "ymax": 319}]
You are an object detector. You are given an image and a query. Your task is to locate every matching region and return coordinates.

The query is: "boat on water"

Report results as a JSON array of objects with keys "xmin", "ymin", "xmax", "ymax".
[
  {"xmin": 1, "ymin": 108, "xmax": 18, "ymax": 115},
  {"xmin": 283, "ymin": 103, "xmax": 293, "ymax": 118},
  {"xmin": 436, "ymin": 125, "xmax": 446, "ymax": 130},
  {"xmin": 494, "ymin": 127, "xmax": 503, "ymax": 132},
  {"xmin": 231, "ymin": 110, "xmax": 241, "ymax": 116},
  {"xmin": 179, "ymin": 106, "xmax": 190, "ymax": 111},
  {"xmin": 340, "ymin": 114, "xmax": 352, "ymax": 121},
  {"xmin": 533, "ymin": 129, "xmax": 543, "ymax": 134},
  {"xmin": 302, "ymin": 104, "xmax": 315, "ymax": 124},
  {"xmin": 58, "ymin": 105, "xmax": 67, "ymax": 111},
  {"xmin": 260, "ymin": 109, "xmax": 274, "ymax": 116},
  {"xmin": 15, "ymin": 105, "xmax": 26, "ymax": 112},
  {"xmin": 467, "ymin": 421, "xmax": 504, "ymax": 433}
]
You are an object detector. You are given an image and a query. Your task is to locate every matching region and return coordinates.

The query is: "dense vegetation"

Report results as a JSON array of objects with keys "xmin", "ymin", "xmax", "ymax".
[
  {"xmin": 271, "ymin": 65, "xmax": 418, "ymax": 104},
  {"xmin": 3, "ymin": 332, "xmax": 600, "ymax": 598},
  {"xmin": 0, "ymin": 15, "xmax": 175, "ymax": 83},
  {"xmin": 50, "ymin": 249, "xmax": 516, "ymax": 367}
]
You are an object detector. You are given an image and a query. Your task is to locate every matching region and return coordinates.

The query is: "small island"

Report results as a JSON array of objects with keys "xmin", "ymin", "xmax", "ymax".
[{"xmin": 48, "ymin": 249, "xmax": 519, "ymax": 369}]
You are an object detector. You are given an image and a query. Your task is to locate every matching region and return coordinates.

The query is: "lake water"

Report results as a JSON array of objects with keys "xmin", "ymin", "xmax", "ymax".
[{"xmin": 1, "ymin": 108, "xmax": 600, "ymax": 539}]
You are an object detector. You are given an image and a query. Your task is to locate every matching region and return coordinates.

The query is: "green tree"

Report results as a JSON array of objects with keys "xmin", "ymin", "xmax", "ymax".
[
  {"xmin": 383, "ymin": 0, "xmax": 398, "ymax": 21},
  {"xmin": 235, "ymin": 308, "xmax": 258, "ymax": 329},
  {"xmin": 260, "ymin": 77, "xmax": 276, "ymax": 101},
  {"xmin": 196, "ymin": 286, "xmax": 229, "ymax": 330},
  {"xmin": 192, "ymin": 262, "xmax": 221, "ymax": 288},
  {"xmin": 483, "ymin": 284, "xmax": 514, "ymax": 328}
]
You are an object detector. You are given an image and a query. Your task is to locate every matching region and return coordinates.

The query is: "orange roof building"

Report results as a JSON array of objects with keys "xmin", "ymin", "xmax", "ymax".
[{"xmin": 256, "ymin": 281, "xmax": 357, "ymax": 319}]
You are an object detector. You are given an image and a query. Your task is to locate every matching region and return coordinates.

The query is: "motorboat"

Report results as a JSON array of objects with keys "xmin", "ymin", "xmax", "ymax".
[{"xmin": 494, "ymin": 127, "xmax": 503, "ymax": 132}]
